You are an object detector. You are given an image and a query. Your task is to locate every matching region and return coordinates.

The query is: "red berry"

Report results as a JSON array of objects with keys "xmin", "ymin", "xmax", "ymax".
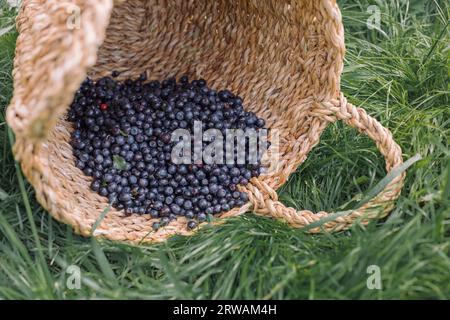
[{"xmin": 100, "ymin": 103, "xmax": 108, "ymax": 110}]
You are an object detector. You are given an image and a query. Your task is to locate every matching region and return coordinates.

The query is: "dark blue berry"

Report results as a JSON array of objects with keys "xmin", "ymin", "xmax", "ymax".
[
  {"xmin": 69, "ymin": 75, "xmax": 266, "ymax": 230},
  {"xmin": 187, "ymin": 220, "xmax": 197, "ymax": 230}
]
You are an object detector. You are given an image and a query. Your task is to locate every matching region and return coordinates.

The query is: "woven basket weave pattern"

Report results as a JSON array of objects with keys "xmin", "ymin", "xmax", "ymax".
[{"xmin": 6, "ymin": 0, "xmax": 404, "ymax": 243}]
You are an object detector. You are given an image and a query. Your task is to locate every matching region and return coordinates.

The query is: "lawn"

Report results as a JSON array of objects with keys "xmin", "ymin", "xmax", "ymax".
[{"xmin": 0, "ymin": 0, "xmax": 448, "ymax": 299}]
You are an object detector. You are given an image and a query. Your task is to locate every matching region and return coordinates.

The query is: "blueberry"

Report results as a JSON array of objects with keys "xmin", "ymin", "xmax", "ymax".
[
  {"xmin": 157, "ymin": 168, "xmax": 168, "ymax": 178},
  {"xmin": 95, "ymin": 154, "xmax": 104, "ymax": 164},
  {"xmin": 116, "ymin": 136, "xmax": 125, "ymax": 145},
  {"xmin": 164, "ymin": 186, "xmax": 174, "ymax": 196},
  {"xmin": 161, "ymin": 216, "xmax": 170, "ymax": 226},
  {"xmin": 256, "ymin": 118, "xmax": 265, "ymax": 128},
  {"xmin": 76, "ymin": 160, "xmax": 86, "ymax": 170},
  {"xmin": 99, "ymin": 187, "xmax": 108, "ymax": 197},
  {"xmin": 130, "ymin": 127, "xmax": 139, "ymax": 136},
  {"xmin": 119, "ymin": 192, "xmax": 132, "ymax": 202},
  {"xmin": 69, "ymin": 75, "xmax": 266, "ymax": 229},
  {"xmin": 209, "ymin": 184, "xmax": 219, "ymax": 193},
  {"xmin": 230, "ymin": 167, "xmax": 240, "ymax": 177},
  {"xmin": 178, "ymin": 165, "xmax": 188, "ymax": 174},
  {"xmin": 175, "ymin": 111, "xmax": 184, "ymax": 120},
  {"xmin": 174, "ymin": 196, "xmax": 184, "ymax": 206},
  {"xmin": 198, "ymin": 199, "xmax": 209, "ymax": 209},
  {"xmin": 170, "ymin": 204, "xmax": 182, "ymax": 215},
  {"xmin": 167, "ymin": 165, "xmax": 177, "ymax": 175},
  {"xmin": 187, "ymin": 220, "xmax": 197, "ymax": 230},
  {"xmin": 128, "ymin": 175, "xmax": 138, "ymax": 185},
  {"xmin": 160, "ymin": 206, "xmax": 171, "ymax": 216},
  {"xmin": 150, "ymin": 210, "xmax": 159, "ymax": 218},
  {"xmin": 152, "ymin": 222, "xmax": 160, "ymax": 230},
  {"xmin": 183, "ymin": 200, "xmax": 193, "ymax": 210},
  {"xmin": 197, "ymin": 213, "xmax": 207, "ymax": 222},
  {"xmin": 217, "ymin": 189, "xmax": 227, "ymax": 198},
  {"xmin": 107, "ymin": 182, "xmax": 117, "ymax": 193},
  {"xmin": 200, "ymin": 186, "xmax": 209, "ymax": 195},
  {"xmin": 139, "ymin": 178, "xmax": 148, "ymax": 187},
  {"xmin": 91, "ymin": 180, "xmax": 100, "ymax": 191},
  {"xmin": 153, "ymin": 201, "xmax": 163, "ymax": 210}
]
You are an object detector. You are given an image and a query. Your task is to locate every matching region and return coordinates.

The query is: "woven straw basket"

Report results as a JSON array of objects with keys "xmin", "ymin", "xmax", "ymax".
[{"xmin": 6, "ymin": 0, "xmax": 405, "ymax": 243}]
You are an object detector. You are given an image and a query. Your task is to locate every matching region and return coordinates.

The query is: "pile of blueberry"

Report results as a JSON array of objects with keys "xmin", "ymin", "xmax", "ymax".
[{"xmin": 68, "ymin": 73, "xmax": 267, "ymax": 230}]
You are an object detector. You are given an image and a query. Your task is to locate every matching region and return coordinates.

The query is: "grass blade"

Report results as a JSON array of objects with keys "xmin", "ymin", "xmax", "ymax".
[
  {"xmin": 91, "ymin": 201, "xmax": 113, "ymax": 236},
  {"xmin": 353, "ymin": 153, "xmax": 422, "ymax": 208},
  {"xmin": 302, "ymin": 154, "xmax": 422, "ymax": 231}
]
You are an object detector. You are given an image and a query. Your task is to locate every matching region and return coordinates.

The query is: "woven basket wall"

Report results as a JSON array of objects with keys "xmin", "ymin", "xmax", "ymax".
[{"xmin": 6, "ymin": 0, "xmax": 405, "ymax": 243}]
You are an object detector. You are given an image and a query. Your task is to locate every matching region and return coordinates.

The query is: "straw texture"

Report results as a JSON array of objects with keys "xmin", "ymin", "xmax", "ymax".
[{"xmin": 6, "ymin": 0, "xmax": 405, "ymax": 243}]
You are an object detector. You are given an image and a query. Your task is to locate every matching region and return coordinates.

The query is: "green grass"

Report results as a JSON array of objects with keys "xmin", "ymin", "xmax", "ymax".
[{"xmin": 0, "ymin": 0, "xmax": 449, "ymax": 299}]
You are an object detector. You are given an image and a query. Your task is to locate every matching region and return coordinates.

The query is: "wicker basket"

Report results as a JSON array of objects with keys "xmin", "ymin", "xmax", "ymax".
[{"xmin": 6, "ymin": 0, "xmax": 405, "ymax": 243}]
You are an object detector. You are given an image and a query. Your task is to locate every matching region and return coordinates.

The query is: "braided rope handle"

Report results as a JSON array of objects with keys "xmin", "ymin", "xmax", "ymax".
[{"xmin": 250, "ymin": 95, "xmax": 405, "ymax": 232}]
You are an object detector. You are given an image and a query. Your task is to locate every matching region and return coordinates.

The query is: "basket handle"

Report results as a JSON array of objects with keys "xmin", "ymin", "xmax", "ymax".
[
  {"xmin": 250, "ymin": 95, "xmax": 405, "ymax": 232},
  {"xmin": 6, "ymin": 0, "xmax": 113, "ymax": 143}
]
